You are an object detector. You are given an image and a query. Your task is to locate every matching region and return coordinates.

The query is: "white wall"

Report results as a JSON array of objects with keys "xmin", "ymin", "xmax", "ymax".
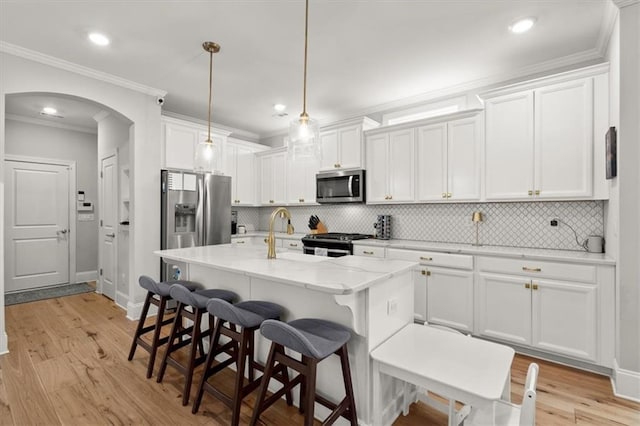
[
  {"xmin": 4, "ymin": 119, "xmax": 99, "ymax": 274},
  {"xmin": 0, "ymin": 50, "xmax": 163, "ymax": 354}
]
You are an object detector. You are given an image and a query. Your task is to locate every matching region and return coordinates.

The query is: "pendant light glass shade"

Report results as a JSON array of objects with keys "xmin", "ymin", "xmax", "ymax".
[
  {"xmin": 195, "ymin": 41, "xmax": 220, "ymax": 173},
  {"xmin": 288, "ymin": 0, "xmax": 320, "ymax": 162}
]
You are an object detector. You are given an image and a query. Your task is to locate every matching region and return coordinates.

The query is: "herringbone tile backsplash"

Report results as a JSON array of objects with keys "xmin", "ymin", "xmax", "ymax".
[{"xmin": 235, "ymin": 201, "xmax": 604, "ymax": 251}]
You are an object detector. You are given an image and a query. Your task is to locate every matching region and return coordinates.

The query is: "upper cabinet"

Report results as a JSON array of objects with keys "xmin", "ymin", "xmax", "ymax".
[
  {"xmin": 258, "ymin": 149, "xmax": 287, "ymax": 206},
  {"xmin": 365, "ymin": 110, "xmax": 482, "ymax": 205},
  {"xmin": 224, "ymin": 138, "xmax": 268, "ymax": 206},
  {"xmin": 287, "ymin": 156, "xmax": 319, "ymax": 205},
  {"xmin": 366, "ymin": 129, "xmax": 415, "ymax": 203},
  {"xmin": 481, "ymin": 64, "xmax": 609, "ymax": 201},
  {"xmin": 416, "ymin": 114, "xmax": 482, "ymax": 202},
  {"xmin": 319, "ymin": 118, "xmax": 379, "ymax": 172},
  {"xmin": 161, "ymin": 116, "xmax": 229, "ymax": 172}
]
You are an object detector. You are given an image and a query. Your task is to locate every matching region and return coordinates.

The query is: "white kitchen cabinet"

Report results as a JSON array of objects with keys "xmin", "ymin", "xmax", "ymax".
[
  {"xmin": 319, "ymin": 118, "xmax": 379, "ymax": 171},
  {"xmin": 365, "ymin": 128, "xmax": 415, "ymax": 203},
  {"xmin": 476, "ymin": 257, "xmax": 601, "ymax": 362},
  {"xmin": 286, "ymin": 156, "xmax": 319, "ymax": 205},
  {"xmin": 386, "ymin": 248, "xmax": 474, "ymax": 332},
  {"xmin": 162, "ymin": 116, "xmax": 229, "ymax": 172},
  {"xmin": 483, "ymin": 77, "xmax": 595, "ymax": 200},
  {"xmin": 258, "ymin": 149, "xmax": 287, "ymax": 205},
  {"xmin": 225, "ymin": 138, "xmax": 268, "ymax": 206},
  {"xmin": 416, "ymin": 113, "xmax": 481, "ymax": 201}
]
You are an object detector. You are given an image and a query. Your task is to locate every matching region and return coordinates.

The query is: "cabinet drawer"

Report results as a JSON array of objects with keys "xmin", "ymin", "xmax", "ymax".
[
  {"xmin": 387, "ymin": 248, "xmax": 473, "ymax": 270},
  {"xmin": 281, "ymin": 239, "xmax": 303, "ymax": 251},
  {"xmin": 477, "ymin": 256, "xmax": 596, "ymax": 283},
  {"xmin": 353, "ymin": 246, "xmax": 385, "ymax": 258}
]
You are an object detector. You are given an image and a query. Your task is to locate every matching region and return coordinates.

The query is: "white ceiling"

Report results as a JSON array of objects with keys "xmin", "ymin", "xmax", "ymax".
[{"xmin": 0, "ymin": 1, "xmax": 614, "ymax": 139}]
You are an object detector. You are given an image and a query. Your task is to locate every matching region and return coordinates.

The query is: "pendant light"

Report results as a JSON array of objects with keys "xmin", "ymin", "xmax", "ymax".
[
  {"xmin": 194, "ymin": 41, "xmax": 221, "ymax": 173},
  {"xmin": 288, "ymin": 0, "xmax": 320, "ymax": 162}
]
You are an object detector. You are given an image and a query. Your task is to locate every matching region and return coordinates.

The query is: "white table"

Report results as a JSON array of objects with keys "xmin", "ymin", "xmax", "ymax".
[{"xmin": 370, "ymin": 323, "xmax": 515, "ymax": 426}]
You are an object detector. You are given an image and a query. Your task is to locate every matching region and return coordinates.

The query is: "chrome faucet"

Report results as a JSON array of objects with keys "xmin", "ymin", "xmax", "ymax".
[{"xmin": 267, "ymin": 207, "xmax": 295, "ymax": 259}]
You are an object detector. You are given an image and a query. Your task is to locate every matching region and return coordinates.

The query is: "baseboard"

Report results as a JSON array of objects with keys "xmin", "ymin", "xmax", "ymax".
[
  {"xmin": 611, "ymin": 359, "xmax": 640, "ymax": 402},
  {"xmin": 115, "ymin": 291, "xmax": 129, "ymax": 312},
  {"xmin": 76, "ymin": 270, "xmax": 98, "ymax": 283},
  {"xmin": 126, "ymin": 300, "xmax": 145, "ymax": 321},
  {"xmin": 0, "ymin": 331, "xmax": 8, "ymax": 355}
]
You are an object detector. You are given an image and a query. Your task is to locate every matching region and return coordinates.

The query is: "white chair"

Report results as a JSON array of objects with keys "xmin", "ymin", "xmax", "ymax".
[
  {"xmin": 403, "ymin": 323, "xmax": 471, "ymax": 424},
  {"xmin": 465, "ymin": 362, "xmax": 539, "ymax": 426}
]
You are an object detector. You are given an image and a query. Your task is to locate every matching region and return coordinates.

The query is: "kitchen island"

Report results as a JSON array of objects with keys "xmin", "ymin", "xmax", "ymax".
[{"xmin": 155, "ymin": 244, "xmax": 417, "ymax": 425}]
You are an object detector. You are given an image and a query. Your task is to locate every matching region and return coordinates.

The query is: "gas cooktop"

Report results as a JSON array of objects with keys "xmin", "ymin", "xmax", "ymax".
[{"xmin": 303, "ymin": 233, "xmax": 374, "ymax": 242}]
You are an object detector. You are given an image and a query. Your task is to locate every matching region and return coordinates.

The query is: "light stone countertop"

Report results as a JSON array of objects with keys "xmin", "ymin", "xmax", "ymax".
[
  {"xmin": 352, "ymin": 238, "xmax": 615, "ymax": 266},
  {"xmin": 155, "ymin": 244, "xmax": 417, "ymax": 295},
  {"xmin": 231, "ymin": 232, "xmax": 306, "ymax": 241}
]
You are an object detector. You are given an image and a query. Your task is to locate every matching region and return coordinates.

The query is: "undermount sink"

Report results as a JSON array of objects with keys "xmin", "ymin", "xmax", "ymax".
[{"xmin": 276, "ymin": 251, "xmax": 328, "ymax": 262}]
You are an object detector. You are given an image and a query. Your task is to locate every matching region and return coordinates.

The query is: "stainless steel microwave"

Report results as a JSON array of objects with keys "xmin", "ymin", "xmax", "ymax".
[{"xmin": 316, "ymin": 169, "xmax": 365, "ymax": 204}]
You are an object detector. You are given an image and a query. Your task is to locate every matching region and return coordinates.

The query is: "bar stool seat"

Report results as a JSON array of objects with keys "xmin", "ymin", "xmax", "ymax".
[
  {"xmin": 127, "ymin": 275, "xmax": 199, "ymax": 378},
  {"xmin": 157, "ymin": 285, "xmax": 237, "ymax": 406},
  {"xmin": 192, "ymin": 299, "xmax": 293, "ymax": 426},
  {"xmin": 250, "ymin": 318, "xmax": 358, "ymax": 426}
]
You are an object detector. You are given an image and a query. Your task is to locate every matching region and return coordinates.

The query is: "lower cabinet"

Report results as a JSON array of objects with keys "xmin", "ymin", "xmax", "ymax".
[
  {"xmin": 386, "ymin": 248, "xmax": 474, "ymax": 332},
  {"xmin": 476, "ymin": 256, "xmax": 606, "ymax": 364}
]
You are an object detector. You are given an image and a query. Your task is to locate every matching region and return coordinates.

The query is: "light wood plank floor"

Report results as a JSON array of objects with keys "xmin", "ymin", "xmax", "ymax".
[{"xmin": 1, "ymin": 290, "xmax": 638, "ymax": 425}]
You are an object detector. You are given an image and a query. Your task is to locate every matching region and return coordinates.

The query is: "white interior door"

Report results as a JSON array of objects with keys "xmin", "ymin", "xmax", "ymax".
[
  {"xmin": 100, "ymin": 155, "xmax": 117, "ymax": 300},
  {"xmin": 4, "ymin": 160, "xmax": 70, "ymax": 292}
]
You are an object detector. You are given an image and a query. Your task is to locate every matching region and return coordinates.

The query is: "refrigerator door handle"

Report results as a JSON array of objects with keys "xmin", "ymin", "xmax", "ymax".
[{"xmin": 195, "ymin": 173, "xmax": 205, "ymax": 246}]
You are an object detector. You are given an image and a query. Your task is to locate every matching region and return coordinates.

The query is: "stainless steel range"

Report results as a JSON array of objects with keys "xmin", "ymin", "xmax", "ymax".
[{"xmin": 302, "ymin": 233, "xmax": 373, "ymax": 257}]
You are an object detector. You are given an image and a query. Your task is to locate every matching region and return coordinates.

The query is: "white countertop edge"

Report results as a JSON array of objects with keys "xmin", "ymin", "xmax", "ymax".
[
  {"xmin": 352, "ymin": 239, "xmax": 615, "ymax": 266},
  {"xmin": 154, "ymin": 248, "xmax": 417, "ymax": 295}
]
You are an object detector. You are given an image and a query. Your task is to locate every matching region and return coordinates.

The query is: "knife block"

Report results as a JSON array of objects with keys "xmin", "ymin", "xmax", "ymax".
[{"xmin": 310, "ymin": 222, "xmax": 328, "ymax": 234}]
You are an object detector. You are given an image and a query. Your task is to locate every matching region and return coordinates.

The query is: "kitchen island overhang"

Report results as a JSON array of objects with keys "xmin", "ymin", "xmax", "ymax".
[{"xmin": 155, "ymin": 244, "xmax": 418, "ymax": 425}]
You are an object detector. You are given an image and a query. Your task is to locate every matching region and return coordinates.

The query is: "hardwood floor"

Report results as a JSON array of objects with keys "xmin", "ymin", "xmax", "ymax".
[{"xmin": 1, "ymin": 290, "xmax": 638, "ymax": 425}]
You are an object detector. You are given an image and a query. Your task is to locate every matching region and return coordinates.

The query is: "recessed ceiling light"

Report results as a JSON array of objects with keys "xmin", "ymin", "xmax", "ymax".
[
  {"xmin": 41, "ymin": 107, "xmax": 57, "ymax": 115},
  {"xmin": 509, "ymin": 18, "xmax": 536, "ymax": 34},
  {"xmin": 274, "ymin": 104, "xmax": 287, "ymax": 113},
  {"xmin": 89, "ymin": 32, "xmax": 110, "ymax": 46}
]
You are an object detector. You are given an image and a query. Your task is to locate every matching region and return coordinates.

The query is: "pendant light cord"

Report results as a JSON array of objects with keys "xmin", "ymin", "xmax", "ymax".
[
  {"xmin": 207, "ymin": 49, "xmax": 213, "ymax": 142},
  {"xmin": 301, "ymin": 0, "xmax": 309, "ymax": 118}
]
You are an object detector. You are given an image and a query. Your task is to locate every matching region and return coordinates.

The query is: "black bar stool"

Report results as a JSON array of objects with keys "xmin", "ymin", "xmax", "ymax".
[
  {"xmin": 156, "ymin": 284, "xmax": 237, "ymax": 406},
  {"xmin": 127, "ymin": 275, "xmax": 199, "ymax": 378},
  {"xmin": 250, "ymin": 318, "xmax": 358, "ymax": 426},
  {"xmin": 192, "ymin": 299, "xmax": 293, "ymax": 425}
]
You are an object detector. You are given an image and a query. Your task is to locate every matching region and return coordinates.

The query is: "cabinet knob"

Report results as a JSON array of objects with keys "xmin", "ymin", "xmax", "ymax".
[
  {"xmin": 535, "ymin": 190, "xmax": 540, "ymax": 196},
  {"xmin": 334, "ymin": 163, "xmax": 340, "ymax": 168},
  {"xmin": 421, "ymin": 270, "xmax": 431, "ymax": 276},
  {"xmin": 447, "ymin": 193, "xmax": 452, "ymax": 198},
  {"xmin": 528, "ymin": 190, "xmax": 533, "ymax": 196},
  {"xmin": 299, "ymin": 198, "xmax": 304, "ymax": 203},
  {"xmin": 269, "ymin": 200, "xmax": 274, "ymax": 204},
  {"xmin": 525, "ymin": 282, "xmax": 531, "ymax": 289},
  {"xmin": 522, "ymin": 266, "xmax": 541, "ymax": 272},
  {"xmin": 388, "ymin": 195, "xmax": 393, "ymax": 200},
  {"xmin": 532, "ymin": 283, "xmax": 539, "ymax": 290},
  {"xmin": 442, "ymin": 193, "xmax": 447, "ymax": 198}
]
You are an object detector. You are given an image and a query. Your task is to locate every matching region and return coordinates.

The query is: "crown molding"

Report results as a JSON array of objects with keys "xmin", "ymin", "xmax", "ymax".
[
  {"xmin": 5, "ymin": 113, "xmax": 97, "ymax": 135},
  {"xmin": 161, "ymin": 111, "xmax": 258, "ymax": 142},
  {"xmin": 0, "ymin": 41, "xmax": 167, "ymax": 98},
  {"xmin": 613, "ymin": 0, "xmax": 639, "ymax": 8},
  {"xmin": 596, "ymin": 2, "xmax": 620, "ymax": 56}
]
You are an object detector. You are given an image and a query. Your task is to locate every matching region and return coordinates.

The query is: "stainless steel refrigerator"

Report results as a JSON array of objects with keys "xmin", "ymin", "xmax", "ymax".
[{"xmin": 161, "ymin": 169, "xmax": 231, "ymax": 280}]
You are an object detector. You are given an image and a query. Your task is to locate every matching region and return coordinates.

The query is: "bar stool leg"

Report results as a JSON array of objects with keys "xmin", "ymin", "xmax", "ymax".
[
  {"xmin": 303, "ymin": 357, "xmax": 317, "ymax": 426},
  {"xmin": 230, "ymin": 329, "xmax": 249, "ymax": 426},
  {"xmin": 182, "ymin": 308, "xmax": 204, "ymax": 406},
  {"xmin": 145, "ymin": 296, "xmax": 168, "ymax": 379},
  {"xmin": 127, "ymin": 291, "xmax": 152, "ymax": 361},
  {"xmin": 192, "ymin": 317, "xmax": 224, "ymax": 415},
  {"xmin": 339, "ymin": 345, "xmax": 358, "ymax": 425},
  {"xmin": 249, "ymin": 343, "xmax": 278, "ymax": 426},
  {"xmin": 156, "ymin": 302, "xmax": 183, "ymax": 383}
]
